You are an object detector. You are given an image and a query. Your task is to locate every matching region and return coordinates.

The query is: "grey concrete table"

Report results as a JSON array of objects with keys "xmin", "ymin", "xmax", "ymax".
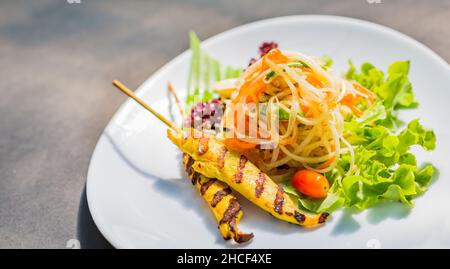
[{"xmin": 1, "ymin": 0, "xmax": 449, "ymax": 249}]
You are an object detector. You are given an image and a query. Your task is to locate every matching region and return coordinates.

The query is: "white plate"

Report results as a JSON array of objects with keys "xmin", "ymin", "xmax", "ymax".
[{"xmin": 87, "ymin": 15, "xmax": 450, "ymax": 248}]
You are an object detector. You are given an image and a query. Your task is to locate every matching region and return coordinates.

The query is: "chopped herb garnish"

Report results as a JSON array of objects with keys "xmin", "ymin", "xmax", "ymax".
[
  {"xmin": 264, "ymin": 70, "xmax": 277, "ymax": 81},
  {"xmin": 287, "ymin": 61, "xmax": 309, "ymax": 68}
]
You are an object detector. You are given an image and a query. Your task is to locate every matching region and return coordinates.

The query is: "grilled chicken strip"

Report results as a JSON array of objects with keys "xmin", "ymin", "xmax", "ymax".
[
  {"xmin": 183, "ymin": 154, "xmax": 254, "ymax": 243},
  {"xmin": 168, "ymin": 130, "xmax": 329, "ymax": 227}
]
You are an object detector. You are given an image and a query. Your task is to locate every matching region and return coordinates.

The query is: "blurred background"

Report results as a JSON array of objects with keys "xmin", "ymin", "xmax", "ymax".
[{"xmin": 0, "ymin": 0, "xmax": 449, "ymax": 248}]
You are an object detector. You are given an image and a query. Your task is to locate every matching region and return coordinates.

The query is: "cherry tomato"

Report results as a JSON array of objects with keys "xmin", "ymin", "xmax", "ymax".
[{"xmin": 292, "ymin": 170, "xmax": 330, "ymax": 198}]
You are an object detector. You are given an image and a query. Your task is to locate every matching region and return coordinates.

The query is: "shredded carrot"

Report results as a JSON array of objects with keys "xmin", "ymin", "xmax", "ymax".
[
  {"xmin": 306, "ymin": 73, "xmax": 326, "ymax": 88},
  {"xmin": 341, "ymin": 94, "xmax": 363, "ymax": 116},
  {"xmin": 235, "ymin": 73, "xmax": 267, "ymax": 103},
  {"xmin": 243, "ymin": 59, "xmax": 262, "ymax": 80},
  {"xmin": 300, "ymin": 102, "xmax": 309, "ymax": 113},
  {"xmin": 224, "ymin": 138, "xmax": 257, "ymax": 150},
  {"xmin": 222, "ymin": 103, "xmax": 264, "ymax": 150},
  {"xmin": 235, "ymin": 49, "xmax": 288, "ymax": 103},
  {"xmin": 316, "ymin": 156, "xmax": 336, "ymax": 170},
  {"xmin": 353, "ymin": 82, "xmax": 376, "ymax": 100},
  {"xmin": 261, "ymin": 48, "xmax": 288, "ymax": 71},
  {"xmin": 348, "ymin": 104, "xmax": 363, "ymax": 116}
]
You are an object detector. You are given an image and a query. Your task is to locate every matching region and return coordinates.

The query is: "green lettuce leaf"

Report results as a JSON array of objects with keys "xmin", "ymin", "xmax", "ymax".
[
  {"xmin": 397, "ymin": 119, "xmax": 436, "ymax": 152},
  {"xmin": 298, "ymin": 191, "xmax": 344, "ymax": 213},
  {"xmin": 281, "ymin": 180, "xmax": 344, "ymax": 214},
  {"xmin": 186, "ymin": 32, "xmax": 242, "ymax": 107},
  {"xmin": 292, "ymin": 60, "xmax": 439, "ymax": 213},
  {"xmin": 346, "ymin": 60, "xmax": 419, "ymax": 130},
  {"xmin": 333, "ymin": 119, "xmax": 436, "ymax": 211},
  {"xmin": 321, "ymin": 55, "xmax": 333, "ymax": 70}
]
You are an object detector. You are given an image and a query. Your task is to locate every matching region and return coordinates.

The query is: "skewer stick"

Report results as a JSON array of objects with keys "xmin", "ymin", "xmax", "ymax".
[
  {"xmin": 112, "ymin": 80, "xmax": 181, "ymax": 133},
  {"xmin": 167, "ymin": 82, "xmax": 185, "ymax": 119}
]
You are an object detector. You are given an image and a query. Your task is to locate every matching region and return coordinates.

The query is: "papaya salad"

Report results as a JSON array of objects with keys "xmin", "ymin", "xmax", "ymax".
[{"xmin": 113, "ymin": 32, "xmax": 436, "ymax": 244}]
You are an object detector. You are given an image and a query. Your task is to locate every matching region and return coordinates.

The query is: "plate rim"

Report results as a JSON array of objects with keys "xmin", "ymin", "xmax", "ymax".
[{"xmin": 86, "ymin": 15, "xmax": 450, "ymax": 249}]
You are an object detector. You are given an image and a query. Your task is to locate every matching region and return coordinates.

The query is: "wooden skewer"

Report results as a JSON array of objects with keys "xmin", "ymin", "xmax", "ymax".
[
  {"xmin": 112, "ymin": 80, "xmax": 181, "ymax": 133},
  {"xmin": 167, "ymin": 82, "xmax": 185, "ymax": 119}
]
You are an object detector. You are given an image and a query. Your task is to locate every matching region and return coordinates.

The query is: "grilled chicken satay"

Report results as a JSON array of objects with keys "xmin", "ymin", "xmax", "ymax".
[
  {"xmin": 169, "ymin": 130, "xmax": 329, "ymax": 227},
  {"xmin": 183, "ymin": 154, "xmax": 254, "ymax": 243},
  {"xmin": 164, "ymin": 85, "xmax": 253, "ymax": 243}
]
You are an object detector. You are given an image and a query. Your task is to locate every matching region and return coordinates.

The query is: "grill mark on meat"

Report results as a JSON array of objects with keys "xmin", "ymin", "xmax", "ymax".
[
  {"xmin": 255, "ymin": 172, "xmax": 266, "ymax": 198},
  {"xmin": 294, "ymin": 211, "xmax": 306, "ymax": 223},
  {"xmin": 234, "ymin": 155, "xmax": 248, "ymax": 183},
  {"xmin": 220, "ymin": 198, "xmax": 242, "ymax": 228},
  {"xmin": 200, "ymin": 178, "xmax": 216, "ymax": 195},
  {"xmin": 191, "ymin": 172, "xmax": 201, "ymax": 185},
  {"xmin": 185, "ymin": 156, "xmax": 195, "ymax": 176},
  {"xmin": 217, "ymin": 146, "xmax": 228, "ymax": 168},
  {"xmin": 210, "ymin": 187, "xmax": 232, "ymax": 208},
  {"xmin": 183, "ymin": 154, "xmax": 253, "ymax": 244},
  {"xmin": 318, "ymin": 212, "xmax": 329, "ymax": 224},
  {"xmin": 273, "ymin": 185, "xmax": 284, "ymax": 214},
  {"xmin": 229, "ymin": 216, "xmax": 237, "ymax": 233},
  {"xmin": 197, "ymin": 137, "xmax": 209, "ymax": 155}
]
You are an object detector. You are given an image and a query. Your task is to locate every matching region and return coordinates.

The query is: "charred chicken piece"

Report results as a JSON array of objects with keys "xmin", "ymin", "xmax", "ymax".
[
  {"xmin": 183, "ymin": 153, "xmax": 254, "ymax": 243},
  {"xmin": 169, "ymin": 129, "xmax": 329, "ymax": 227}
]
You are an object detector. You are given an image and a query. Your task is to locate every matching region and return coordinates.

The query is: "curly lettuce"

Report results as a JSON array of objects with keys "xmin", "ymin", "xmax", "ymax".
[{"xmin": 285, "ymin": 60, "xmax": 436, "ymax": 214}]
